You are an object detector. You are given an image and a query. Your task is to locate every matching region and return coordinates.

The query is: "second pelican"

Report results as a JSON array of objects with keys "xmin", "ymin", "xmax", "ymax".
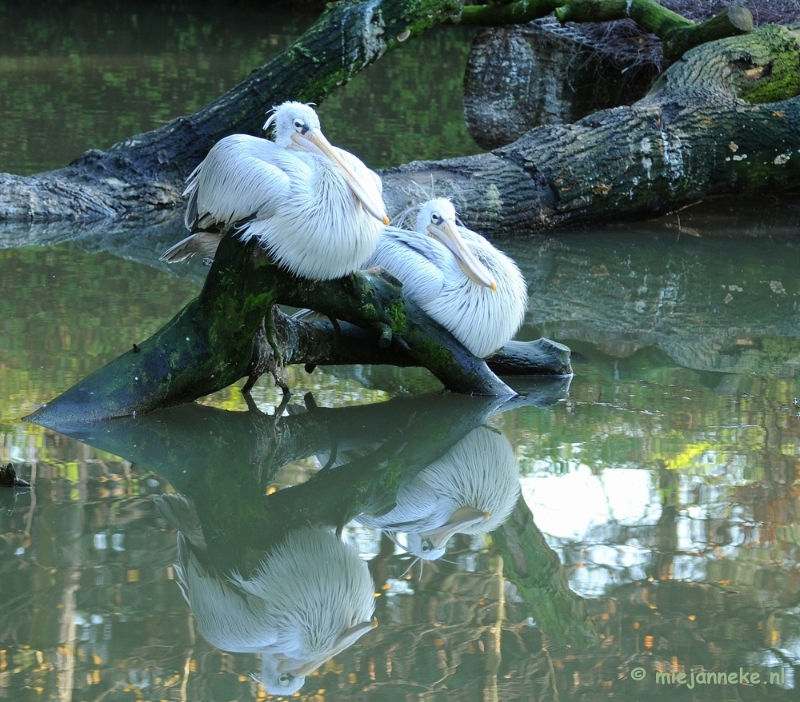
[{"xmin": 366, "ymin": 198, "xmax": 528, "ymax": 357}]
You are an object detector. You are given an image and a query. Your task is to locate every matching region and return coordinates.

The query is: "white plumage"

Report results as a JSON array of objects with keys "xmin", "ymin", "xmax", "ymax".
[
  {"xmin": 161, "ymin": 101, "xmax": 389, "ymax": 280},
  {"xmin": 365, "ymin": 198, "xmax": 528, "ymax": 357},
  {"xmin": 161, "ymin": 502, "xmax": 375, "ymax": 696},
  {"xmin": 357, "ymin": 426, "xmax": 521, "ymax": 561}
]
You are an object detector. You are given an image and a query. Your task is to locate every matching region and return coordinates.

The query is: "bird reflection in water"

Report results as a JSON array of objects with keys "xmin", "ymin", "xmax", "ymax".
[
  {"xmin": 155, "ymin": 496, "xmax": 376, "ymax": 696},
  {"xmin": 357, "ymin": 426, "xmax": 521, "ymax": 562}
]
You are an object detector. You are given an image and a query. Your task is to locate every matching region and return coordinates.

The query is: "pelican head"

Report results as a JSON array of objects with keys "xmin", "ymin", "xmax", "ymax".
[
  {"xmin": 264, "ymin": 101, "xmax": 390, "ymax": 225},
  {"xmin": 258, "ymin": 657, "xmax": 305, "ymax": 696},
  {"xmin": 259, "ymin": 619, "xmax": 376, "ymax": 695},
  {"xmin": 406, "ymin": 506, "xmax": 490, "ymax": 560},
  {"xmin": 416, "ymin": 198, "xmax": 497, "ymax": 290}
]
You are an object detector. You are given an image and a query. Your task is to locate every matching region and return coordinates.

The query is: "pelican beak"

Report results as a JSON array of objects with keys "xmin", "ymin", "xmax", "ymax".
[
  {"xmin": 427, "ymin": 219, "xmax": 497, "ymax": 291},
  {"xmin": 418, "ymin": 506, "xmax": 490, "ymax": 551},
  {"xmin": 291, "ymin": 129, "xmax": 390, "ymax": 226},
  {"xmin": 286, "ymin": 619, "xmax": 378, "ymax": 678}
]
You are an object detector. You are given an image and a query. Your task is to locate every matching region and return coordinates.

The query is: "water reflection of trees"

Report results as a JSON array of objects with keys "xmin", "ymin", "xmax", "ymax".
[{"xmin": 3, "ymin": 387, "xmax": 797, "ymax": 700}]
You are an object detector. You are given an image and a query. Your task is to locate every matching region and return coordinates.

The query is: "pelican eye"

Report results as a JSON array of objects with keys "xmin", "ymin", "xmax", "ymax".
[
  {"xmin": 293, "ymin": 118, "xmax": 308, "ymax": 133},
  {"xmin": 421, "ymin": 538, "xmax": 433, "ymax": 553},
  {"xmin": 278, "ymin": 673, "xmax": 294, "ymax": 687},
  {"xmin": 430, "ymin": 213, "xmax": 443, "ymax": 226}
]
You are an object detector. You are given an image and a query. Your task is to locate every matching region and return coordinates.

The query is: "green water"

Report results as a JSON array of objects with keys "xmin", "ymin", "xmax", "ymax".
[{"xmin": 1, "ymin": 3, "xmax": 799, "ymax": 701}]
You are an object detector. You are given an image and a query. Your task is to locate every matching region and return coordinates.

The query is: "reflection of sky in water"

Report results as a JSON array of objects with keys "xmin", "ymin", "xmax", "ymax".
[
  {"xmin": 522, "ymin": 467, "xmax": 656, "ymax": 539},
  {"xmin": 522, "ymin": 468, "xmax": 657, "ymax": 596},
  {"xmin": 520, "ymin": 461, "xmax": 799, "ymax": 598}
]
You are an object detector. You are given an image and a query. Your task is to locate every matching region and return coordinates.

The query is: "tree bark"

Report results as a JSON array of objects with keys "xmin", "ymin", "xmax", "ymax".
[
  {"xmin": 554, "ymin": 1, "xmax": 753, "ymax": 61},
  {"xmin": 382, "ymin": 23, "xmax": 800, "ymax": 235},
  {"xmin": 0, "ymin": 4, "xmax": 794, "ymax": 231},
  {"xmin": 463, "ymin": 18, "xmax": 660, "ymax": 150}
]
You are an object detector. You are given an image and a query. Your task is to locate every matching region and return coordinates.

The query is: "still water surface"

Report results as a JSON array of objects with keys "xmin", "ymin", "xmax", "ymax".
[{"xmin": 1, "ymin": 3, "xmax": 800, "ymax": 701}]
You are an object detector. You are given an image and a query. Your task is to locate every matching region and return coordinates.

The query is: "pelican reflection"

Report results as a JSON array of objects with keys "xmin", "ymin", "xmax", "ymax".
[
  {"xmin": 155, "ymin": 495, "xmax": 376, "ymax": 696},
  {"xmin": 356, "ymin": 426, "xmax": 521, "ymax": 561}
]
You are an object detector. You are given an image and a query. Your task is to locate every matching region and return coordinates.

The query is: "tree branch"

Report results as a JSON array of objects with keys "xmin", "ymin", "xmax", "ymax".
[
  {"xmin": 554, "ymin": 0, "xmax": 753, "ymax": 61},
  {"xmin": 460, "ymin": 0, "xmax": 559, "ymax": 25},
  {"xmin": 28, "ymin": 225, "xmax": 564, "ymax": 422},
  {"xmin": 0, "ymin": 0, "xmax": 463, "ymax": 223},
  {"xmin": 256, "ymin": 307, "xmax": 573, "ymax": 377}
]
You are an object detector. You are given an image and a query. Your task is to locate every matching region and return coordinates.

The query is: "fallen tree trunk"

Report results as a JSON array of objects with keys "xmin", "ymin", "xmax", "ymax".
[
  {"xmin": 383, "ymin": 23, "xmax": 800, "ymax": 235},
  {"xmin": 0, "ymin": 3, "xmax": 796, "ymax": 234}
]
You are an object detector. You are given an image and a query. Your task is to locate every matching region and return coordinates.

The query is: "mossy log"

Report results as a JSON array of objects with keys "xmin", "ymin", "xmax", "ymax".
[
  {"xmin": 263, "ymin": 310, "xmax": 571, "ymax": 378},
  {"xmin": 554, "ymin": 1, "xmax": 753, "ymax": 61},
  {"xmin": 26, "ymin": 230, "xmax": 574, "ymax": 422}
]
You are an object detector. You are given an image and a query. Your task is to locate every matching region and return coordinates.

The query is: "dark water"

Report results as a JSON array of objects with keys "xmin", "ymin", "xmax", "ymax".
[{"xmin": 1, "ymin": 3, "xmax": 800, "ymax": 701}]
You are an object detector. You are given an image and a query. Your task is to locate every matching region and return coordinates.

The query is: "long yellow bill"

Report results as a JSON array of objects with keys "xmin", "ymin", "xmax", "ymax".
[
  {"xmin": 291, "ymin": 129, "xmax": 391, "ymax": 226},
  {"xmin": 428, "ymin": 220, "xmax": 497, "ymax": 291}
]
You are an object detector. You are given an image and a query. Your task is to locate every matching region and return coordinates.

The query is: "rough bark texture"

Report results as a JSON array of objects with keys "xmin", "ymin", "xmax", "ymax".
[
  {"xmin": 463, "ymin": 18, "xmax": 659, "ymax": 150},
  {"xmin": 381, "ymin": 24, "xmax": 800, "ymax": 236}
]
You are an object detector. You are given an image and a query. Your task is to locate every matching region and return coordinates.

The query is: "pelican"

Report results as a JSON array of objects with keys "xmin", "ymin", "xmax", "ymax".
[
  {"xmin": 365, "ymin": 198, "xmax": 528, "ymax": 357},
  {"xmin": 160, "ymin": 101, "xmax": 389, "ymax": 280},
  {"xmin": 356, "ymin": 426, "xmax": 521, "ymax": 561},
  {"xmin": 157, "ymin": 495, "xmax": 376, "ymax": 696}
]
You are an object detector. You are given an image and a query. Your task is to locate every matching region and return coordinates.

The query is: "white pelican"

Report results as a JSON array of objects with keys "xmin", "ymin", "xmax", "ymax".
[
  {"xmin": 365, "ymin": 198, "xmax": 528, "ymax": 357},
  {"xmin": 160, "ymin": 101, "xmax": 389, "ymax": 280},
  {"xmin": 160, "ymin": 497, "xmax": 376, "ymax": 696},
  {"xmin": 356, "ymin": 426, "xmax": 521, "ymax": 561}
]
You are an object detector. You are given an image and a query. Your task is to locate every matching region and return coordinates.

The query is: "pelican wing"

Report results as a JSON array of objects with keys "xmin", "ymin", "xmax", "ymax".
[
  {"xmin": 357, "ymin": 476, "xmax": 439, "ymax": 530},
  {"xmin": 366, "ymin": 227, "xmax": 447, "ymax": 305},
  {"xmin": 184, "ymin": 134, "xmax": 301, "ymax": 230}
]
